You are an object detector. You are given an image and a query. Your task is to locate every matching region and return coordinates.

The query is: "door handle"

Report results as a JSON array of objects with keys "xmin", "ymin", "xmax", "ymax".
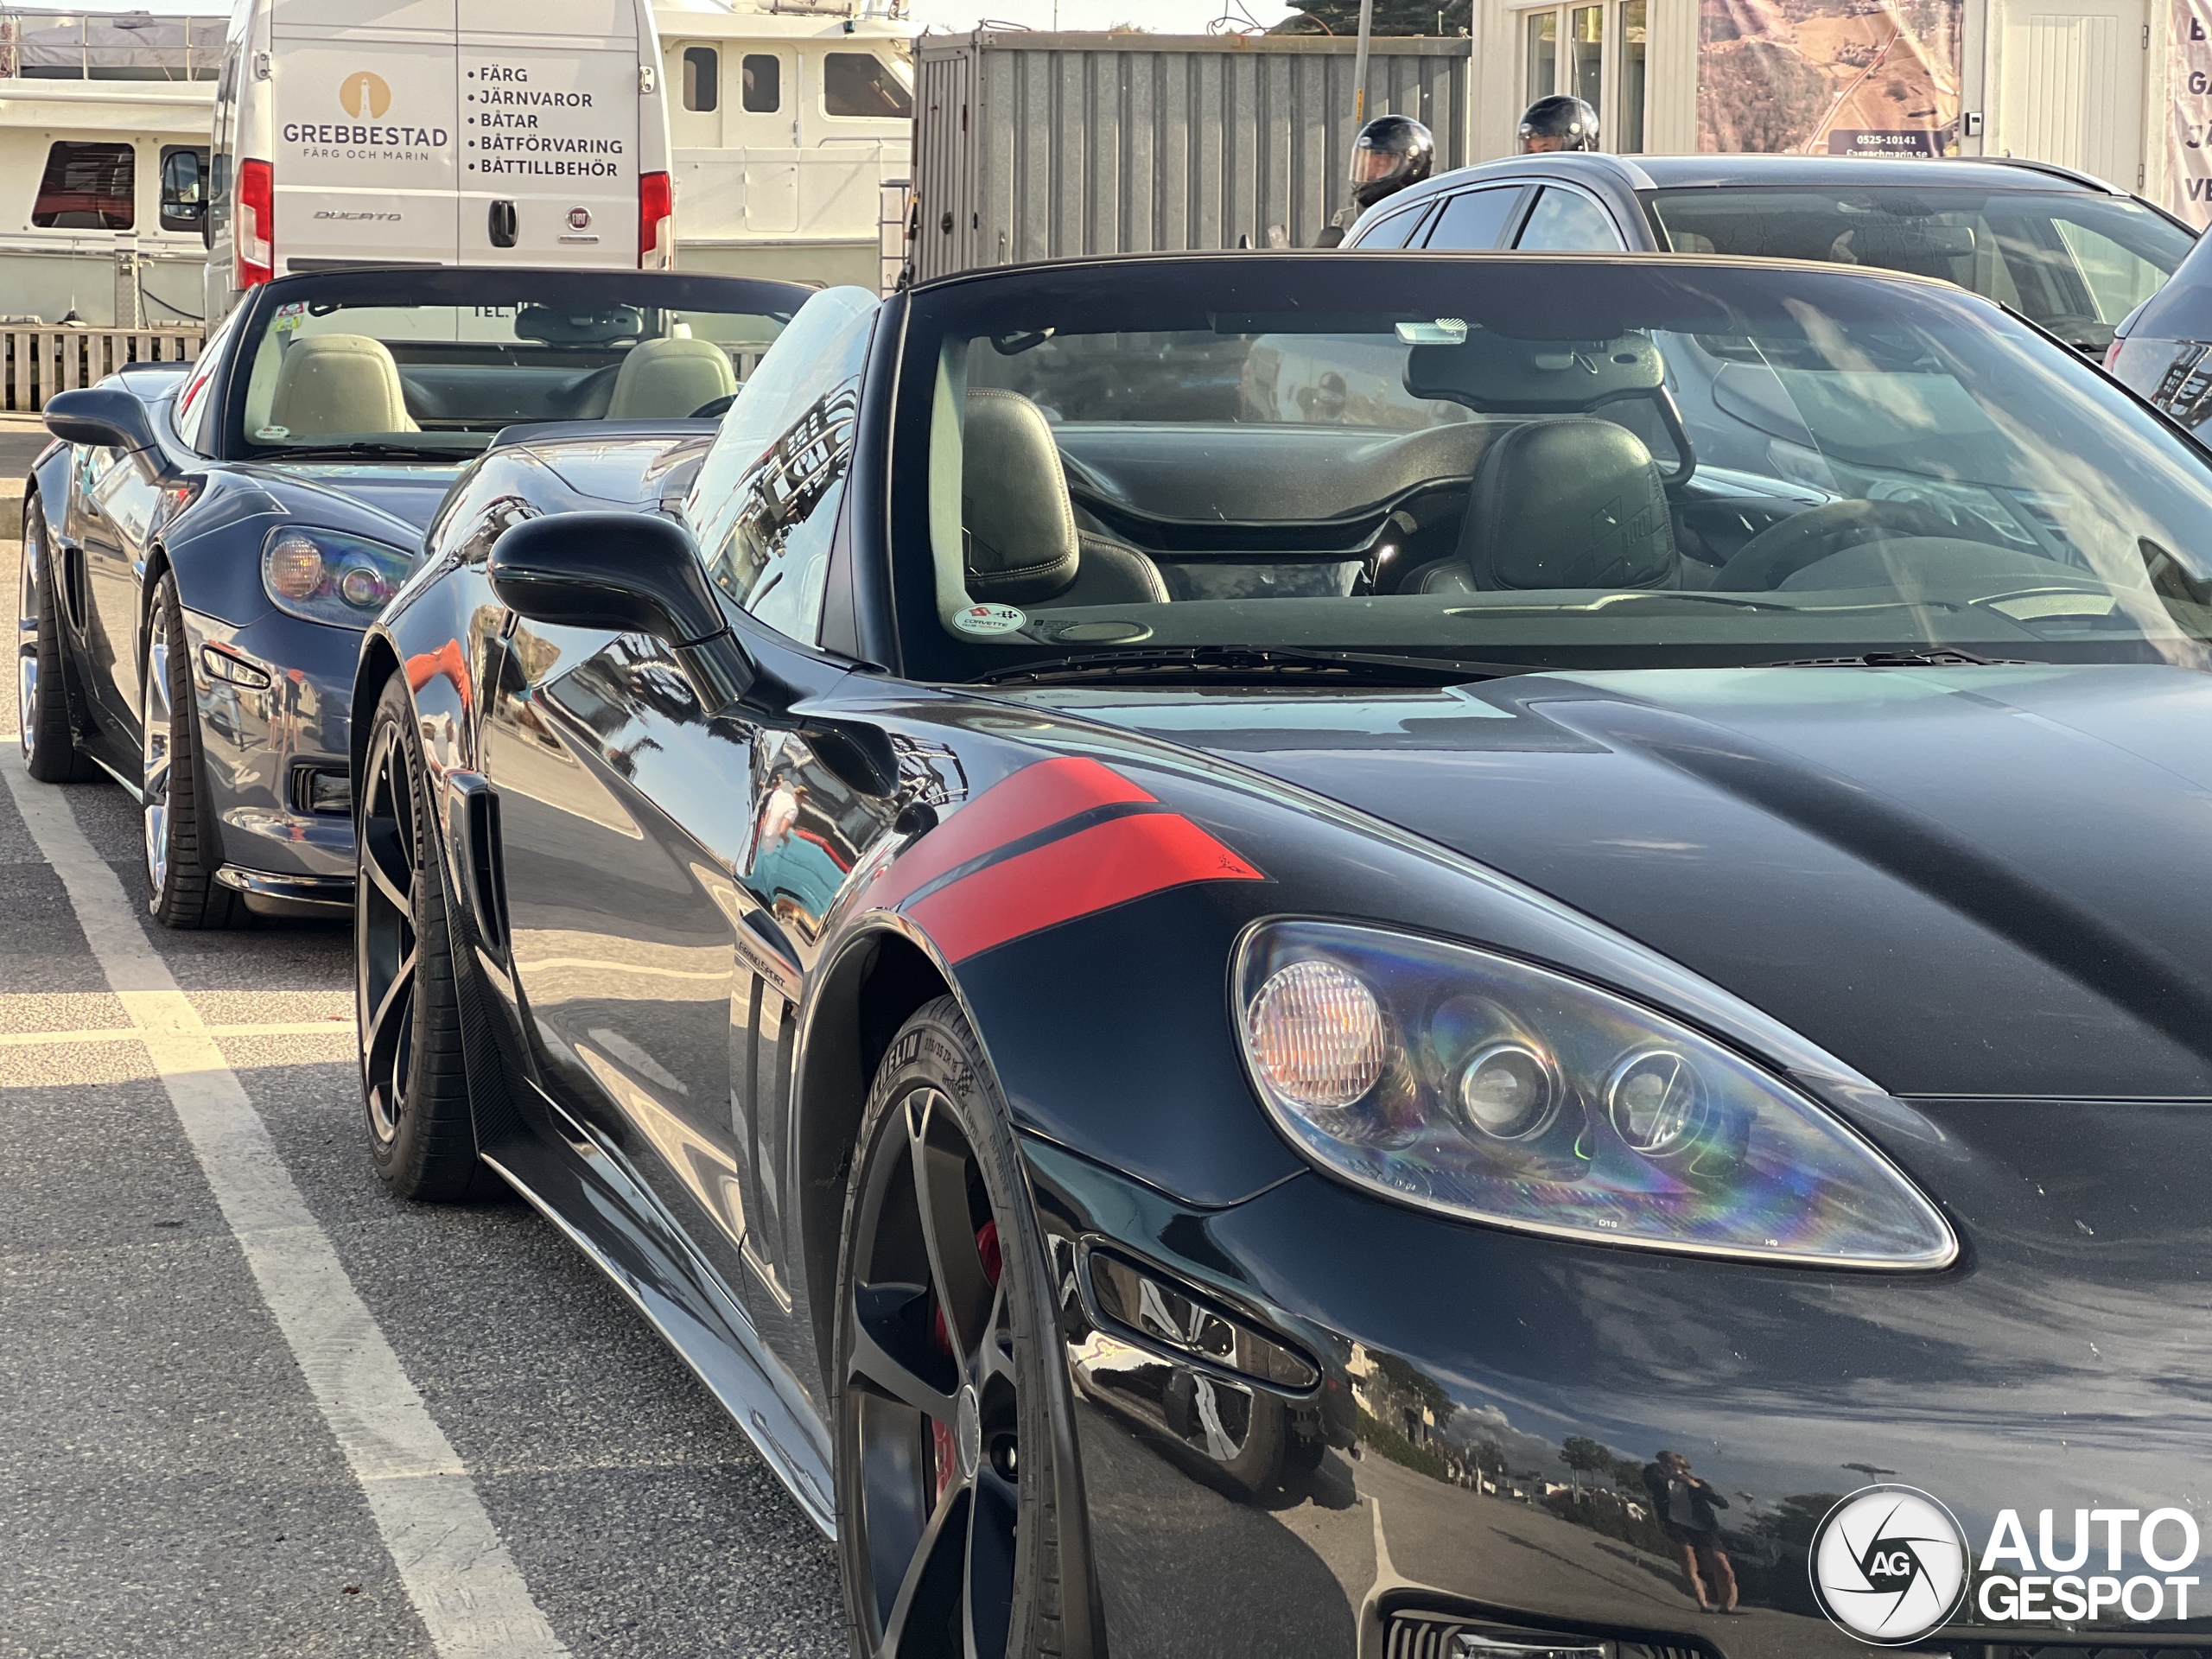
[{"xmin": 488, "ymin": 200, "xmax": 518, "ymax": 248}]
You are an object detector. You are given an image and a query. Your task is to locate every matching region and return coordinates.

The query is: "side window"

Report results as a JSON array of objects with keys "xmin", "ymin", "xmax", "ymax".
[
  {"xmin": 34, "ymin": 142, "xmax": 134, "ymax": 231},
  {"xmin": 683, "ymin": 46, "xmax": 719, "ymax": 112},
  {"xmin": 741, "ymin": 54, "xmax": 780, "ymax": 112},
  {"xmin": 1423, "ymin": 187, "xmax": 1528, "ymax": 251},
  {"xmin": 172, "ymin": 303, "xmax": 243, "ymax": 451},
  {"xmin": 687, "ymin": 288, "xmax": 879, "ymax": 645},
  {"xmin": 1514, "ymin": 187, "xmax": 1626, "ymax": 251},
  {"xmin": 824, "ymin": 52, "xmax": 913, "ymax": 118},
  {"xmin": 159, "ymin": 146, "xmax": 209, "ymax": 234},
  {"xmin": 1351, "ymin": 203, "xmax": 1431, "ymax": 250}
]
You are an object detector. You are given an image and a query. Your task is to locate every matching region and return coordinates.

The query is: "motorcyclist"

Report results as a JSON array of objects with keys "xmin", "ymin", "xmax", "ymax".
[
  {"xmin": 1315, "ymin": 113, "xmax": 1434, "ymax": 247},
  {"xmin": 1518, "ymin": 94, "xmax": 1601, "ymax": 153}
]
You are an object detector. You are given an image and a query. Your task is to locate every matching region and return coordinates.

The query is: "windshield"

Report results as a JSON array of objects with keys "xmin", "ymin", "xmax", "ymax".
[
  {"xmin": 889, "ymin": 255, "xmax": 2212, "ymax": 684},
  {"xmin": 1643, "ymin": 188, "xmax": 2194, "ymax": 353},
  {"xmin": 226, "ymin": 270, "xmax": 800, "ymax": 461}
]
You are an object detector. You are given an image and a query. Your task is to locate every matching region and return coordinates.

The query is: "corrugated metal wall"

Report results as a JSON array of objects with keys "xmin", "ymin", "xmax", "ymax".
[{"xmin": 911, "ymin": 33, "xmax": 1471, "ymax": 282}]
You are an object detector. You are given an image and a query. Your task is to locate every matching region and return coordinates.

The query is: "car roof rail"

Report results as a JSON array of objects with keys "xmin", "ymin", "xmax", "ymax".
[{"xmin": 1974, "ymin": 155, "xmax": 2120, "ymax": 194}]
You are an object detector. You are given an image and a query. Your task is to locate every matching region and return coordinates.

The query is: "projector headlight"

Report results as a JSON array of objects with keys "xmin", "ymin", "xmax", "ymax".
[
  {"xmin": 1236, "ymin": 920, "xmax": 1955, "ymax": 1268},
  {"xmin": 260, "ymin": 526, "xmax": 416, "ymax": 628}
]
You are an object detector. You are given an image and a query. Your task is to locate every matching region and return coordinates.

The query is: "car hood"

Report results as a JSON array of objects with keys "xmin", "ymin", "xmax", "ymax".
[
  {"xmin": 240, "ymin": 461, "xmax": 465, "ymax": 538},
  {"xmin": 1021, "ymin": 663, "xmax": 2212, "ymax": 1100}
]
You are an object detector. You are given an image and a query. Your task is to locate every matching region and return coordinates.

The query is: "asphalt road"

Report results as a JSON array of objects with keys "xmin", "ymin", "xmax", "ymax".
[{"xmin": 0, "ymin": 511, "xmax": 846, "ymax": 1656}]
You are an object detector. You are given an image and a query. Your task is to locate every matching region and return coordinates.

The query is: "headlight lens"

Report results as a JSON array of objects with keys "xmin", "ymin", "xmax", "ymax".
[
  {"xmin": 260, "ymin": 527, "xmax": 416, "ymax": 628},
  {"xmin": 1235, "ymin": 920, "xmax": 1955, "ymax": 1268}
]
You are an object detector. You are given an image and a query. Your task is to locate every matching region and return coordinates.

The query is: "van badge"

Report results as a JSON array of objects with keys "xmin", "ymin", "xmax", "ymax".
[{"xmin": 568, "ymin": 207, "xmax": 593, "ymax": 231}]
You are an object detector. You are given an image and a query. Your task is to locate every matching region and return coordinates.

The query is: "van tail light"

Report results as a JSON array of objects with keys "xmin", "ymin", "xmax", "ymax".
[
  {"xmin": 639, "ymin": 170, "xmax": 673, "ymax": 270},
  {"xmin": 238, "ymin": 158, "xmax": 274, "ymax": 289},
  {"xmin": 2104, "ymin": 337, "xmax": 2126, "ymax": 371}
]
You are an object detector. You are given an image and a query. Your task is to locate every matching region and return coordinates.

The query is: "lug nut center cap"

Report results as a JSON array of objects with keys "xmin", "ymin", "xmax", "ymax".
[{"xmin": 955, "ymin": 1385, "xmax": 982, "ymax": 1483}]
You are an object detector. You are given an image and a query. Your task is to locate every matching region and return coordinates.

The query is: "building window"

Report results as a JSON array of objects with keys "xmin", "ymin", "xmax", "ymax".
[
  {"xmin": 683, "ymin": 45, "xmax": 719, "ymax": 112},
  {"xmin": 159, "ymin": 144, "xmax": 208, "ymax": 233},
  {"xmin": 824, "ymin": 52, "xmax": 912, "ymax": 119},
  {"xmin": 742, "ymin": 54, "xmax": 780, "ymax": 113},
  {"xmin": 33, "ymin": 141, "xmax": 134, "ymax": 230},
  {"xmin": 1520, "ymin": 1, "xmax": 1645, "ymax": 152}
]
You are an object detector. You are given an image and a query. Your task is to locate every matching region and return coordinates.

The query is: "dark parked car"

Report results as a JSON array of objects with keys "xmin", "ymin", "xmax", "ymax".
[
  {"xmin": 16, "ymin": 264, "xmax": 802, "ymax": 925},
  {"xmin": 355, "ymin": 251, "xmax": 2212, "ymax": 1658},
  {"xmin": 2106, "ymin": 219, "xmax": 2212, "ymax": 435},
  {"xmin": 1343, "ymin": 153, "xmax": 2195, "ymax": 357}
]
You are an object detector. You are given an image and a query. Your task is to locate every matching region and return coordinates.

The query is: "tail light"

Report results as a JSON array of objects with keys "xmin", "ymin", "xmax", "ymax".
[
  {"xmin": 238, "ymin": 158, "xmax": 274, "ymax": 289},
  {"xmin": 639, "ymin": 170, "xmax": 673, "ymax": 270},
  {"xmin": 2103, "ymin": 337, "xmax": 2126, "ymax": 371}
]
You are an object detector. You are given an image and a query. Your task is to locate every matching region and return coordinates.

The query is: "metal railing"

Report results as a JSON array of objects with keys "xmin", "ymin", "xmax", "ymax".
[
  {"xmin": 0, "ymin": 10, "xmax": 227, "ymax": 83},
  {"xmin": 3, "ymin": 326, "xmax": 202, "ymax": 411}
]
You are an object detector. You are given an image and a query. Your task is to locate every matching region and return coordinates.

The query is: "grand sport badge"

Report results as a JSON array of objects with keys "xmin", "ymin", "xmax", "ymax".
[{"xmin": 1811, "ymin": 1485, "xmax": 1970, "ymax": 1644}]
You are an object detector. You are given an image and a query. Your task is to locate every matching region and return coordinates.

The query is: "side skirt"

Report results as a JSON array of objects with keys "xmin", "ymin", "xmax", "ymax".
[{"xmin": 480, "ymin": 1126, "xmax": 838, "ymax": 1538}]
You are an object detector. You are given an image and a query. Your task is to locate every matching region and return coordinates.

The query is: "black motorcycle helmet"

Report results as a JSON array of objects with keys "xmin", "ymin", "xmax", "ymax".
[
  {"xmin": 1518, "ymin": 94, "xmax": 1601, "ymax": 152},
  {"xmin": 1349, "ymin": 114, "xmax": 1435, "ymax": 209}
]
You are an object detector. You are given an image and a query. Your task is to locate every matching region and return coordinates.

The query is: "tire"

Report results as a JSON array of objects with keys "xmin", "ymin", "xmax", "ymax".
[
  {"xmin": 18, "ymin": 498, "xmax": 96, "ymax": 783},
  {"xmin": 836, "ymin": 996, "xmax": 1069, "ymax": 1659},
  {"xmin": 355, "ymin": 669, "xmax": 485, "ymax": 1201},
  {"xmin": 142, "ymin": 573, "xmax": 244, "ymax": 928}
]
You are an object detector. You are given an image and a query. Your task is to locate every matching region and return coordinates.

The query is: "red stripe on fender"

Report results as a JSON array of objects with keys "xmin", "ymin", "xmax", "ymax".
[
  {"xmin": 868, "ymin": 756, "xmax": 1156, "ymax": 911},
  {"xmin": 907, "ymin": 810, "xmax": 1264, "ymax": 963}
]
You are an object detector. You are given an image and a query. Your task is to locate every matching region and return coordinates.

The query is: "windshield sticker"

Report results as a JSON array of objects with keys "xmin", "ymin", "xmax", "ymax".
[
  {"xmin": 1395, "ymin": 318, "xmax": 1468, "ymax": 345},
  {"xmin": 952, "ymin": 602, "xmax": 1028, "ymax": 637},
  {"xmin": 256, "ymin": 425, "xmax": 290, "ymax": 440}
]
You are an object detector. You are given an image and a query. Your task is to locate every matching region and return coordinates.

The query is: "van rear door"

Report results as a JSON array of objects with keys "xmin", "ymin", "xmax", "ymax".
[
  {"xmin": 457, "ymin": 0, "xmax": 640, "ymax": 268},
  {"xmin": 269, "ymin": 0, "xmax": 461, "ymax": 271}
]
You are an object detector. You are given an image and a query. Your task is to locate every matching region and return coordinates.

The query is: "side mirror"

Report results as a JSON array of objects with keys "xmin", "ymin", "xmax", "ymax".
[
  {"xmin": 489, "ymin": 512, "xmax": 756, "ymax": 708},
  {"xmin": 44, "ymin": 385, "xmax": 162, "ymax": 454}
]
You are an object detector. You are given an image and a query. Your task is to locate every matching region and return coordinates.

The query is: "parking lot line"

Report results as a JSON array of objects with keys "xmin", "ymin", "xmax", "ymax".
[
  {"xmin": 1, "ymin": 755, "xmax": 571, "ymax": 1659},
  {"xmin": 0, "ymin": 1017, "xmax": 351, "ymax": 1047}
]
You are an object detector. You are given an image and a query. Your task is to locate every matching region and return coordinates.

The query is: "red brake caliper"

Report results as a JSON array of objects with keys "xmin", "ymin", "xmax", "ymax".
[{"xmin": 929, "ymin": 1220, "xmax": 1002, "ymax": 1506}]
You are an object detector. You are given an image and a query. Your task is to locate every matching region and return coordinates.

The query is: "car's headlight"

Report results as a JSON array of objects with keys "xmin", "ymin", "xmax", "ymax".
[
  {"xmin": 1235, "ymin": 920, "xmax": 1955, "ymax": 1268},
  {"xmin": 260, "ymin": 526, "xmax": 416, "ymax": 628}
]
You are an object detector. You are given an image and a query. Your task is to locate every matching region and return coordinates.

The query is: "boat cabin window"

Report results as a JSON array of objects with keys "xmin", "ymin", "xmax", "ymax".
[
  {"xmin": 683, "ymin": 46, "xmax": 718, "ymax": 112},
  {"xmin": 33, "ymin": 142, "xmax": 134, "ymax": 231},
  {"xmin": 824, "ymin": 52, "xmax": 911, "ymax": 119},
  {"xmin": 160, "ymin": 146, "xmax": 209, "ymax": 234},
  {"xmin": 742, "ymin": 54, "xmax": 780, "ymax": 113}
]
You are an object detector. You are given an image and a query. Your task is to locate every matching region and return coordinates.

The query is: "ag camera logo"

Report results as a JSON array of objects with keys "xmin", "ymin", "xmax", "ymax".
[{"xmin": 1811, "ymin": 1485, "xmax": 1970, "ymax": 1645}]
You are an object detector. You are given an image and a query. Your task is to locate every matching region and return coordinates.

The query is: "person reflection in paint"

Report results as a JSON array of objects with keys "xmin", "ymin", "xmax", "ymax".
[{"xmin": 1645, "ymin": 1451, "xmax": 1738, "ymax": 1614}]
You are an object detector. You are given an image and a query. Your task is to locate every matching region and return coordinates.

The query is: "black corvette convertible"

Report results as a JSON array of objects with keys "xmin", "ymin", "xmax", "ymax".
[
  {"xmin": 17, "ymin": 266, "xmax": 801, "ymax": 924},
  {"xmin": 354, "ymin": 251, "xmax": 2212, "ymax": 1658}
]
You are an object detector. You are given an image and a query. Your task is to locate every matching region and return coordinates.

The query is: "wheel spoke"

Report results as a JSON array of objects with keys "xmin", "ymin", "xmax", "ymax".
[
  {"xmin": 963, "ymin": 1466, "xmax": 1018, "ymax": 1659},
  {"xmin": 362, "ymin": 830, "xmax": 414, "ymax": 915},
  {"xmin": 907, "ymin": 1096, "xmax": 992, "ymax": 1371},
  {"xmin": 973, "ymin": 1280, "xmax": 1017, "ymax": 1390},
  {"xmin": 362, "ymin": 946, "xmax": 416, "ymax": 1080},
  {"xmin": 849, "ymin": 1284, "xmax": 961, "ymax": 1424},
  {"xmin": 881, "ymin": 1483, "xmax": 968, "ymax": 1659}
]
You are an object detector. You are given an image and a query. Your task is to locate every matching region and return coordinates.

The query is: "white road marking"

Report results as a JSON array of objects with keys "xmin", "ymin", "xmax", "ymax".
[
  {"xmin": 0, "ymin": 1018, "xmax": 351, "ymax": 1048},
  {"xmin": 2, "ymin": 756, "xmax": 570, "ymax": 1659}
]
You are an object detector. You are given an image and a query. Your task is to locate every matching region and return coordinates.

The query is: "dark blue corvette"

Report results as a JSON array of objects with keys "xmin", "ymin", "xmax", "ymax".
[
  {"xmin": 16, "ymin": 265, "xmax": 803, "ymax": 925},
  {"xmin": 353, "ymin": 251, "xmax": 2212, "ymax": 1658}
]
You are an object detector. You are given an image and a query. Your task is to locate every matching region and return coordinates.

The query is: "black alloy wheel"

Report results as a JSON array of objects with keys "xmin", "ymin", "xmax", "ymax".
[
  {"xmin": 17, "ymin": 498, "xmax": 95, "ymax": 782},
  {"xmin": 836, "ymin": 996, "xmax": 1068, "ymax": 1659},
  {"xmin": 142, "ymin": 573, "xmax": 242, "ymax": 927},
  {"xmin": 355, "ymin": 670, "xmax": 483, "ymax": 1201}
]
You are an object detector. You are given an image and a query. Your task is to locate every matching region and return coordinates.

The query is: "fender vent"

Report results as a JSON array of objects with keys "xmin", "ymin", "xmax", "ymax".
[{"xmin": 1383, "ymin": 1610, "xmax": 1709, "ymax": 1659}]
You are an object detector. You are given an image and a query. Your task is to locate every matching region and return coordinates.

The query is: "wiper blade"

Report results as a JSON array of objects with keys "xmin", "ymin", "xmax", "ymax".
[
  {"xmin": 265, "ymin": 442, "xmax": 467, "ymax": 461},
  {"xmin": 970, "ymin": 644, "xmax": 1541, "ymax": 687},
  {"xmin": 1754, "ymin": 648, "xmax": 2024, "ymax": 667}
]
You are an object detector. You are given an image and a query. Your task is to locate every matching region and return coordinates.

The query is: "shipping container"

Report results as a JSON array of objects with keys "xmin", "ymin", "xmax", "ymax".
[{"xmin": 906, "ymin": 30, "xmax": 1472, "ymax": 282}]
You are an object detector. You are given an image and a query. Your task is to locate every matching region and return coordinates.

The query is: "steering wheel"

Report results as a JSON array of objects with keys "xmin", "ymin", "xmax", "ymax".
[{"xmin": 1712, "ymin": 499, "xmax": 2012, "ymax": 592}]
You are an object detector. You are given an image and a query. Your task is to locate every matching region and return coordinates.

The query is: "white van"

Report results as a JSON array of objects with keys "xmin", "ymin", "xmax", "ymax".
[{"xmin": 206, "ymin": 0, "xmax": 673, "ymax": 320}]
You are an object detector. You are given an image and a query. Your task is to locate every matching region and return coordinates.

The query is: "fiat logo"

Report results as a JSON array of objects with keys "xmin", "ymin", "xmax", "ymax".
[{"xmin": 567, "ymin": 207, "xmax": 592, "ymax": 231}]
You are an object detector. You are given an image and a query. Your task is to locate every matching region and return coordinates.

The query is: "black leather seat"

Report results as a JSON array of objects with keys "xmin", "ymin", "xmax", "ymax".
[
  {"xmin": 1404, "ymin": 416, "xmax": 1679, "ymax": 594},
  {"xmin": 962, "ymin": 389, "xmax": 1169, "ymax": 607}
]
